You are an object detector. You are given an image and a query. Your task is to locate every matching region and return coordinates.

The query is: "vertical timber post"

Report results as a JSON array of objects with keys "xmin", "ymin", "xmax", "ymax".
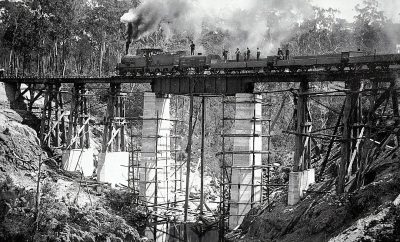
[
  {"xmin": 294, "ymin": 80, "xmax": 309, "ymax": 172},
  {"xmin": 62, "ymin": 83, "xmax": 93, "ymax": 176},
  {"xmin": 337, "ymin": 80, "xmax": 361, "ymax": 194},
  {"xmin": 98, "ymin": 83, "xmax": 129, "ymax": 187},
  {"xmin": 200, "ymin": 96, "xmax": 205, "ymax": 215},
  {"xmin": 288, "ymin": 80, "xmax": 315, "ymax": 205},
  {"xmin": 39, "ymin": 83, "xmax": 66, "ymax": 148}
]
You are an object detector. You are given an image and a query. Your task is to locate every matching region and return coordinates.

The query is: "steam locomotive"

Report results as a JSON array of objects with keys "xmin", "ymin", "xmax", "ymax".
[{"xmin": 116, "ymin": 48, "xmax": 400, "ymax": 75}]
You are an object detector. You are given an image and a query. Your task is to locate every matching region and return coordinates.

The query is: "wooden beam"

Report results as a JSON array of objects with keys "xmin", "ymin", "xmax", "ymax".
[
  {"xmin": 337, "ymin": 80, "xmax": 361, "ymax": 194},
  {"xmin": 293, "ymin": 80, "xmax": 309, "ymax": 172},
  {"xmin": 318, "ymin": 104, "xmax": 345, "ymax": 180}
]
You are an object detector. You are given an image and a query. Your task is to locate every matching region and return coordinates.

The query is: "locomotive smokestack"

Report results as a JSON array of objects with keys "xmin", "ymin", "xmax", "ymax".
[{"xmin": 125, "ymin": 23, "xmax": 133, "ymax": 55}]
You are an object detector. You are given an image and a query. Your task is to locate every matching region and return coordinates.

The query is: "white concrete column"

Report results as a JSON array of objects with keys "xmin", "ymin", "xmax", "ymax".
[
  {"xmin": 140, "ymin": 92, "xmax": 171, "ymax": 205},
  {"xmin": 97, "ymin": 152, "xmax": 129, "ymax": 187},
  {"xmin": 0, "ymin": 82, "xmax": 16, "ymax": 107},
  {"xmin": 288, "ymin": 169, "xmax": 315, "ymax": 205},
  {"xmin": 62, "ymin": 149, "xmax": 95, "ymax": 177},
  {"xmin": 140, "ymin": 92, "xmax": 171, "ymax": 242},
  {"xmin": 229, "ymin": 93, "xmax": 262, "ymax": 228}
]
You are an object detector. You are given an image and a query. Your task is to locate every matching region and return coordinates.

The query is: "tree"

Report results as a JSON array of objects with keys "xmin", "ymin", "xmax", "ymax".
[
  {"xmin": 288, "ymin": 7, "xmax": 354, "ymax": 55},
  {"xmin": 354, "ymin": 0, "xmax": 392, "ymax": 53}
]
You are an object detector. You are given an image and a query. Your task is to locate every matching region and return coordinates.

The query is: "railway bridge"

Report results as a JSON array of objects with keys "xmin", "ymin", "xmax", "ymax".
[{"xmin": 1, "ymin": 68, "xmax": 399, "ymax": 241}]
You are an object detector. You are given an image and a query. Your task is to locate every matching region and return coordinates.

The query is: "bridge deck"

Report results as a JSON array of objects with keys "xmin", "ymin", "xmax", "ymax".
[{"xmin": 1, "ymin": 69, "xmax": 398, "ymax": 95}]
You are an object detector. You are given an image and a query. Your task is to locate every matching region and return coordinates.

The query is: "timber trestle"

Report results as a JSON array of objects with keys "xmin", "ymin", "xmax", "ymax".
[{"xmin": 2, "ymin": 67, "xmax": 400, "ymax": 241}]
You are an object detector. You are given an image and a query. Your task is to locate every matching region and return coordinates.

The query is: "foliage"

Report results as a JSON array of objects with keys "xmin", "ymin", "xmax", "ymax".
[
  {"xmin": 353, "ymin": 0, "xmax": 392, "ymax": 52},
  {"xmin": 105, "ymin": 189, "xmax": 148, "ymax": 235},
  {"xmin": 287, "ymin": 7, "xmax": 354, "ymax": 55},
  {"xmin": 0, "ymin": 0, "xmax": 138, "ymax": 76}
]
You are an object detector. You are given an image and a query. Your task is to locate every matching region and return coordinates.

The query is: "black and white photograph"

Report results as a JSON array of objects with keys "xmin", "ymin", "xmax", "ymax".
[{"xmin": 1, "ymin": 0, "xmax": 400, "ymax": 241}]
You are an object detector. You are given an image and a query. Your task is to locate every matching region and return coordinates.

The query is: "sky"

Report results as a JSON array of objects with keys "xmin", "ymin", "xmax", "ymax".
[{"xmin": 311, "ymin": 0, "xmax": 400, "ymax": 23}]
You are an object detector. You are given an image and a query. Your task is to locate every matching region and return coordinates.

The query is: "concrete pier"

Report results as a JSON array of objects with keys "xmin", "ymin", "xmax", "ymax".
[
  {"xmin": 98, "ymin": 152, "xmax": 129, "ymax": 187},
  {"xmin": 62, "ymin": 149, "xmax": 95, "ymax": 176},
  {"xmin": 288, "ymin": 169, "xmax": 315, "ymax": 206},
  {"xmin": 140, "ymin": 92, "xmax": 171, "ymax": 205},
  {"xmin": 140, "ymin": 92, "xmax": 172, "ymax": 242},
  {"xmin": 0, "ymin": 82, "xmax": 16, "ymax": 107},
  {"xmin": 229, "ymin": 93, "xmax": 262, "ymax": 228}
]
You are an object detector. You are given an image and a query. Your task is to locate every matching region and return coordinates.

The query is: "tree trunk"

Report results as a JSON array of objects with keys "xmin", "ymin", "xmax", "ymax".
[{"xmin": 99, "ymin": 32, "xmax": 106, "ymax": 77}]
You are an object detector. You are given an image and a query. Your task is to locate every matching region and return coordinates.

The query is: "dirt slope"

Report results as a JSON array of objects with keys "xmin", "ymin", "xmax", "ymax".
[{"xmin": 231, "ymin": 153, "xmax": 400, "ymax": 242}]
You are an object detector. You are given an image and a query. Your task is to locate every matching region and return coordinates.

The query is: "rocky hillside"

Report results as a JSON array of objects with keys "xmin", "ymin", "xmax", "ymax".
[
  {"xmin": 228, "ymin": 150, "xmax": 400, "ymax": 242},
  {"xmin": 0, "ymin": 108, "xmax": 146, "ymax": 242}
]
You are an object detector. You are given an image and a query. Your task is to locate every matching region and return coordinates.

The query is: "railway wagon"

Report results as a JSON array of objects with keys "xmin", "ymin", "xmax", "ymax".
[
  {"xmin": 246, "ymin": 59, "xmax": 270, "ymax": 72},
  {"xmin": 179, "ymin": 55, "xmax": 208, "ymax": 73},
  {"xmin": 348, "ymin": 54, "xmax": 400, "ymax": 70},
  {"xmin": 210, "ymin": 60, "xmax": 247, "ymax": 73},
  {"xmin": 276, "ymin": 58, "xmax": 317, "ymax": 72}
]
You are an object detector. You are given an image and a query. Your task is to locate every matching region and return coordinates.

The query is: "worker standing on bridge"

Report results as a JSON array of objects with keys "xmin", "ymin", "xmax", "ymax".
[
  {"xmin": 257, "ymin": 48, "xmax": 261, "ymax": 60},
  {"xmin": 277, "ymin": 48, "xmax": 284, "ymax": 60},
  {"xmin": 247, "ymin": 48, "xmax": 251, "ymax": 61},
  {"xmin": 223, "ymin": 49, "xmax": 228, "ymax": 62},
  {"xmin": 190, "ymin": 41, "xmax": 195, "ymax": 55},
  {"xmin": 285, "ymin": 48, "xmax": 290, "ymax": 60},
  {"xmin": 235, "ymin": 48, "xmax": 241, "ymax": 62}
]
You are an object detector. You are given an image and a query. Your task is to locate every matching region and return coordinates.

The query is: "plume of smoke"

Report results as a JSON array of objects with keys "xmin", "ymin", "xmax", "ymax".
[
  {"xmin": 121, "ymin": 0, "xmax": 191, "ymax": 40},
  {"xmin": 121, "ymin": 0, "xmax": 314, "ymax": 54}
]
